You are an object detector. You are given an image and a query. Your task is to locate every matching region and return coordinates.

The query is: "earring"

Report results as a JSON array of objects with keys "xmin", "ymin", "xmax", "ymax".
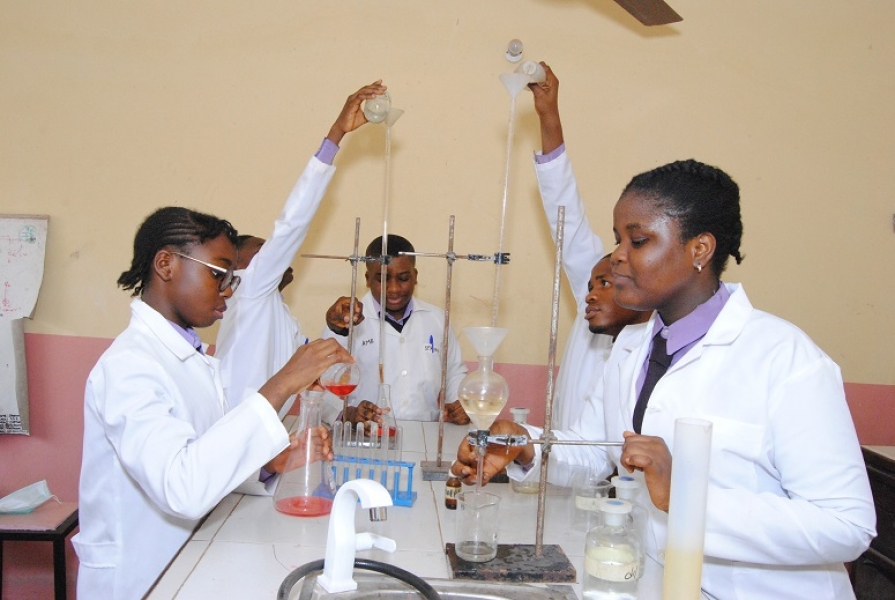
[{"xmin": 695, "ymin": 264, "xmax": 703, "ymax": 273}]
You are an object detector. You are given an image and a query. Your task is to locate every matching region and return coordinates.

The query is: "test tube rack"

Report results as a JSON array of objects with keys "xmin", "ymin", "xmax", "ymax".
[
  {"xmin": 331, "ymin": 456, "xmax": 418, "ymax": 507},
  {"xmin": 332, "ymin": 421, "xmax": 416, "ymax": 506}
]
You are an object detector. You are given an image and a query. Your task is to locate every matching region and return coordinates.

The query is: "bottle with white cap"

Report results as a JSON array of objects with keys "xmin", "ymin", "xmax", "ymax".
[
  {"xmin": 611, "ymin": 474, "xmax": 649, "ymax": 572},
  {"xmin": 509, "ymin": 407, "xmax": 540, "ymax": 494},
  {"xmin": 583, "ymin": 498, "xmax": 642, "ymax": 599}
]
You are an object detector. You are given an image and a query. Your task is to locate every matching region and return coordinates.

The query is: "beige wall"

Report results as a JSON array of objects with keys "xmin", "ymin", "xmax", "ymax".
[{"xmin": 2, "ymin": 1, "xmax": 893, "ymax": 385}]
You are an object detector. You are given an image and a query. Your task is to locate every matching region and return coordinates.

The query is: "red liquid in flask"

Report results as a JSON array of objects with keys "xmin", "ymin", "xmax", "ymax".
[
  {"xmin": 326, "ymin": 384, "xmax": 357, "ymax": 397},
  {"xmin": 274, "ymin": 495, "xmax": 333, "ymax": 517}
]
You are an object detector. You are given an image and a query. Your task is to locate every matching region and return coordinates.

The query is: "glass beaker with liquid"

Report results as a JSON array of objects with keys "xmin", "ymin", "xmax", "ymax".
[{"xmin": 273, "ymin": 390, "xmax": 337, "ymax": 517}]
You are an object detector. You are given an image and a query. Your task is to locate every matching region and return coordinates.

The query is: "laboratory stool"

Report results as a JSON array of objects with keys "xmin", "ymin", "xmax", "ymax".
[{"xmin": 0, "ymin": 501, "xmax": 78, "ymax": 600}]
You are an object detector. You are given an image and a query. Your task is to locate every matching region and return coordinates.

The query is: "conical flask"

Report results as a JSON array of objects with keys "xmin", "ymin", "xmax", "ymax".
[
  {"xmin": 458, "ymin": 327, "xmax": 510, "ymax": 431},
  {"xmin": 274, "ymin": 390, "xmax": 337, "ymax": 517},
  {"xmin": 371, "ymin": 383, "xmax": 399, "ymax": 454}
]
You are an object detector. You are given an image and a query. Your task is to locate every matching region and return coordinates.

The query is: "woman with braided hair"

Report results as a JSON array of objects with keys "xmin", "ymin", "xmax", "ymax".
[
  {"xmin": 455, "ymin": 160, "xmax": 875, "ymax": 598},
  {"xmin": 74, "ymin": 207, "xmax": 352, "ymax": 599}
]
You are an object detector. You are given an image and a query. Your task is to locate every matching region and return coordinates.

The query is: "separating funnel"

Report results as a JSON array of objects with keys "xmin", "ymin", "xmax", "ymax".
[{"xmin": 458, "ymin": 327, "xmax": 510, "ymax": 431}]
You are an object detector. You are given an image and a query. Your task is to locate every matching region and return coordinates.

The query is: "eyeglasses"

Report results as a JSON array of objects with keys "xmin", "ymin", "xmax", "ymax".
[{"xmin": 172, "ymin": 252, "xmax": 241, "ymax": 293}]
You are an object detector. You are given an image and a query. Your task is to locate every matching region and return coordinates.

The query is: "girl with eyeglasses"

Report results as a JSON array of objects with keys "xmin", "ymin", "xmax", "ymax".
[{"xmin": 73, "ymin": 206, "xmax": 352, "ymax": 599}]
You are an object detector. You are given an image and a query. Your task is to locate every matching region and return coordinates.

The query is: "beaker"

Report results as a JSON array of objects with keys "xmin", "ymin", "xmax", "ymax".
[
  {"xmin": 515, "ymin": 60, "xmax": 547, "ymax": 84},
  {"xmin": 273, "ymin": 390, "xmax": 337, "ymax": 517},
  {"xmin": 457, "ymin": 327, "xmax": 510, "ymax": 431},
  {"xmin": 454, "ymin": 490, "xmax": 501, "ymax": 562},
  {"xmin": 571, "ymin": 466, "xmax": 611, "ymax": 531}
]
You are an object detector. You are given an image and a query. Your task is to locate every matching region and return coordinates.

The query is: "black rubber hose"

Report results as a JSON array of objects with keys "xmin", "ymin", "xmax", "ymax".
[
  {"xmin": 277, "ymin": 558, "xmax": 441, "ymax": 600},
  {"xmin": 277, "ymin": 559, "xmax": 324, "ymax": 600}
]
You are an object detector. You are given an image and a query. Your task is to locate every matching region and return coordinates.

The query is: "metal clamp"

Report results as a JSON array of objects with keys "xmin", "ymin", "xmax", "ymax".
[
  {"xmin": 465, "ymin": 252, "xmax": 511, "ymax": 264},
  {"xmin": 467, "ymin": 430, "xmax": 530, "ymax": 448}
]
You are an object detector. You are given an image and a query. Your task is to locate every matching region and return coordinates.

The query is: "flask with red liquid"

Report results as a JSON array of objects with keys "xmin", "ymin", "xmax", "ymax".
[
  {"xmin": 273, "ymin": 390, "xmax": 337, "ymax": 517},
  {"xmin": 373, "ymin": 383, "xmax": 398, "ymax": 443},
  {"xmin": 320, "ymin": 362, "xmax": 360, "ymax": 417}
]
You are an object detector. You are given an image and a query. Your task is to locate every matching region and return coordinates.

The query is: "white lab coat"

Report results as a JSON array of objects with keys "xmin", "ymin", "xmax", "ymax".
[
  {"xmin": 216, "ymin": 155, "xmax": 335, "ymax": 415},
  {"xmin": 322, "ymin": 292, "xmax": 467, "ymax": 421},
  {"xmin": 511, "ymin": 284, "xmax": 876, "ymax": 599},
  {"xmin": 534, "ymin": 151, "xmax": 614, "ymax": 432},
  {"xmin": 73, "ymin": 300, "xmax": 289, "ymax": 600}
]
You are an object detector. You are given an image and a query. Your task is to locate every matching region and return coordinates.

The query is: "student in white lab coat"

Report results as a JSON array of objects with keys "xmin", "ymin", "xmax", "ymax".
[
  {"xmin": 74, "ymin": 207, "xmax": 351, "ymax": 600},
  {"xmin": 530, "ymin": 63, "xmax": 650, "ymax": 431},
  {"xmin": 454, "ymin": 160, "xmax": 876, "ymax": 599},
  {"xmin": 323, "ymin": 234, "xmax": 470, "ymax": 424},
  {"xmin": 215, "ymin": 80, "xmax": 387, "ymax": 424}
]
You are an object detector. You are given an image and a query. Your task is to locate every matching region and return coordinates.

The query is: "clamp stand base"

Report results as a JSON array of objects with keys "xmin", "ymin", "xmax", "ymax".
[
  {"xmin": 446, "ymin": 543, "xmax": 576, "ymax": 582},
  {"xmin": 419, "ymin": 460, "xmax": 452, "ymax": 481}
]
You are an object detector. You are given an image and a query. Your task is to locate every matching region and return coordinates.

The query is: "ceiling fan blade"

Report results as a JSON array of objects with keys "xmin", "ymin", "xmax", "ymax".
[{"xmin": 613, "ymin": 0, "xmax": 682, "ymax": 26}]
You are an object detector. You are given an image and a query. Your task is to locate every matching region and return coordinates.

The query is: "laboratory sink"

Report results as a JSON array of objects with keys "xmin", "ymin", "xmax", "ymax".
[{"xmin": 291, "ymin": 572, "xmax": 577, "ymax": 600}]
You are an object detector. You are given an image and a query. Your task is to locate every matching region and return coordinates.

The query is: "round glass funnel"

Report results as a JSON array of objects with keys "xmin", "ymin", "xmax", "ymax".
[
  {"xmin": 363, "ymin": 92, "xmax": 391, "ymax": 124},
  {"xmin": 458, "ymin": 327, "xmax": 509, "ymax": 431}
]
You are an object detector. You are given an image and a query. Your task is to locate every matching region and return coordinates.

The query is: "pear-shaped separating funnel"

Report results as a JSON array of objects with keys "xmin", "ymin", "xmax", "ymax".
[
  {"xmin": 463, "ymin": 326, "xmax": 508, "ymax": 357},
  {"xmin": 459, "ymin": 327, "xmax": 510, "ymax": 432}
]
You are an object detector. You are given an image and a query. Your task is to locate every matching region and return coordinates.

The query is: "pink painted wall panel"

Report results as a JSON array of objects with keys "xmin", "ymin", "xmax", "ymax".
[
  {"xmin": 3, "ymin": 333, "xmax": 109, "ymax": 499},
  {"xmin": 4, "ymin": 334, "xmax": 892, "ymax": 499}
]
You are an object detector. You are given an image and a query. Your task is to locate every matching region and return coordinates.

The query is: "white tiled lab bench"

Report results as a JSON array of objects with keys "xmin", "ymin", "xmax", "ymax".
[{"xmin": 147, "ymin": 421, "xmax": 667, "ymax": 599}]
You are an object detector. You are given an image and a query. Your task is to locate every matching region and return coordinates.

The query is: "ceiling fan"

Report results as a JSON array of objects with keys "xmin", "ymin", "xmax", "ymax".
[{"xmin": 613, "ymin": 0, "xmax": 682, "ymax": 26}]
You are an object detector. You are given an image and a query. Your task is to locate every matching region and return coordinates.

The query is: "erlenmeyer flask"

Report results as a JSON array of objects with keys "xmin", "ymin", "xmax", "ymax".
[
  {"xmin": 274, "ymin": 390, "xmax": 337, "ymax": 517},
  {"xmin": 373, "ymin": 383, "xmax": 398, "ymax": 452},
  {"xmin": 458, "ymin": 327, "xmax": 510, "ymax": 431}
]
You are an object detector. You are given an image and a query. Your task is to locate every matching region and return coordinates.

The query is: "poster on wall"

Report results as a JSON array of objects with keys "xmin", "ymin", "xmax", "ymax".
[{"xmin": 0, "ymin": 214, "xmax": 49, "ymax": 435}]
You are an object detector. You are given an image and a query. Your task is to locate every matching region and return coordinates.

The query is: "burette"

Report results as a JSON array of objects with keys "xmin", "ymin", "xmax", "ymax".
[
  {"xmin": 300, "ymin": 93, "xmax": 402, "ymax": 368},
  {"xmin": 368, "ymin": 95, "xmax": 403, "ymax": 385},
  {"xmin": 467, "ymin": 62, "xmax": 629, "ymax": 558}
]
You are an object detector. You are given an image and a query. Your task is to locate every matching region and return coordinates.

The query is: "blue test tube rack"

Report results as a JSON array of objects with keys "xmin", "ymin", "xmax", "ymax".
[{"xmin": 331, "ymin": 456, "xmax": 418, "ymax": 507}]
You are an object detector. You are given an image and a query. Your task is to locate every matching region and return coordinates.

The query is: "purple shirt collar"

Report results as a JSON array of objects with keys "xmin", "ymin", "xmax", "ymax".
[
  {"xmin": 168, "ymin": 320, "xmax": 204, "ymax": 353},
  {"xmin": 652, "ymin": 283, "xmax": 731, "ymax": 358},
  {"xmin": 635, "ymin": 284, "xmax": 730, "ymax": 397}
]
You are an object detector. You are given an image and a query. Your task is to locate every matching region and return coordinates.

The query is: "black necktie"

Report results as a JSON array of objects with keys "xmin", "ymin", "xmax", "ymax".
[{"xmin": 633, "ymin": 333, "xmax": 672, "ymax": 434}]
